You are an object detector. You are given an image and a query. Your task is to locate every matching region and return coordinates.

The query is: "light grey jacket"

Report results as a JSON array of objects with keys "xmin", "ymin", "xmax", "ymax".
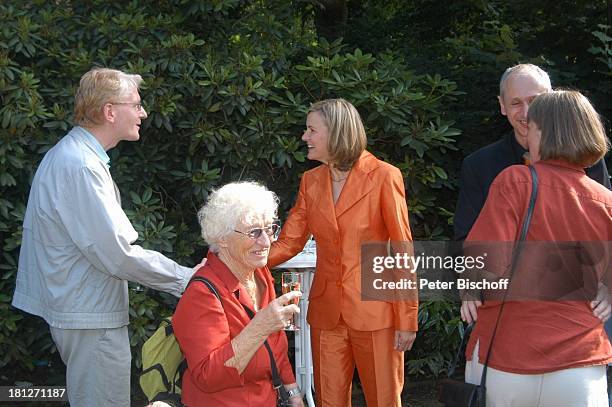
[{"xmin": 12, "ymin": 127, "xmax": 193, "ymax": 329}]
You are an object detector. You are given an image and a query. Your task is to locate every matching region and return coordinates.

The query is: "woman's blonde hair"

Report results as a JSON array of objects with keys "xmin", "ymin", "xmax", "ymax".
[
  {"xmin": 74, "ymin": 68, "xmax": 143, "ymax": 126},
  {"xmin": 308, "ymin": 98, "xmax": 367, "ymax": 171},
  {"xmin": 527, "ymin": 90, "xmax": 610, "ymax": 167}
]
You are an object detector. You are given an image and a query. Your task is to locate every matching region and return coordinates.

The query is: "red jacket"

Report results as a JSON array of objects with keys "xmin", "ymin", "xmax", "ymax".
[
  {"xmin": 173, "ymin": 252, "xmax": 295, "ymax": 406},
  {"xmin": 466, "ymin": 160, "xmax": 612, "ymax": 374}
]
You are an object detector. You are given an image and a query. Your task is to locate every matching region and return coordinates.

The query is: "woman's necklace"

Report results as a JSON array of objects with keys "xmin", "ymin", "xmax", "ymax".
[
  {"xmin": 330, "ymin": 169, "xmax": 349, "ymax": 182},
  {"xmin": 241, "ymin": 276, "xmax": 258, "ymax": 310}
]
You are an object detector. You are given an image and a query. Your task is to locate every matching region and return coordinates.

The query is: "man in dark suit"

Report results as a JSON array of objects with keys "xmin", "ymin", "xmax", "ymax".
[
  {"xmin": 454, "ymin": 64, "xmax": 610, "ymax": 242},
  {"xmin": 456, "ymin": 64, "xmax": 611, "ymax": 338},
  {"xmin": 456, "ymin": 65, "xmax": 612, "ymax": 405}
]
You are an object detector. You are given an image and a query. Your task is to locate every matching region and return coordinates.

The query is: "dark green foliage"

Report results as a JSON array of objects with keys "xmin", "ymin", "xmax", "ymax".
[
  {"xmin": 343, "ymin": 0, "xmax": 611, "ymax": 161},
  {"xmin": 408, "ymin": 300, "xmax": 464, "ymax": 378},
  {"xmin": 588, "ymin": 24, "xmax": 612, "ymax": 115},
  {"xmin": 5, "ymin": 0, "xmax": 608, "ymax": 383},
  {"xmin": 0, "ymin": 0, "xmax": 459, "ymax": 380}
]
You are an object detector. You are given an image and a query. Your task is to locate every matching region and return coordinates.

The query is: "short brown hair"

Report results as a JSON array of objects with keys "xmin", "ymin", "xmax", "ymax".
[
  {"xmin": 527, "ymin": 90, "xmax": 610, "ymax": 167},
  {"xmin": 308, "ymin": 98, "xmax": 367, "ymax": 171},
  {"xmin": 74, "ymin": 68, "xmax": 143, "ymax": 126}
]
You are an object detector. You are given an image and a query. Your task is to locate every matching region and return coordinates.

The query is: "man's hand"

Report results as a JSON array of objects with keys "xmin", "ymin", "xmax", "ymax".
[
  {"xmin": 193, "ymin": 257, "xmax": 207, "ymax": 272},
  {"xmin": 460, "ymin": 300, "xmax": 482, "ymax": 324},
  {"xmin": 182, "ymin": 257, "xmax": 207, "ymax": 286},
  {"xmin": 394, "ymin": 330, "xmax": 417, "ymax": 352},
  {"xmin": 591, "ymin": 283, "xmax": 611, "ymax": 322}
]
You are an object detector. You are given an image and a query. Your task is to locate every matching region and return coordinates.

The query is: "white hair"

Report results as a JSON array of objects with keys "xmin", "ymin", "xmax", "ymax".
[
  {"xmin": 499, "ymin": 64, "xmax": 552, "ymax": 98},
  {"xmin": 198, "ymin": 182, "xmax": 279, "ymax": 252}
]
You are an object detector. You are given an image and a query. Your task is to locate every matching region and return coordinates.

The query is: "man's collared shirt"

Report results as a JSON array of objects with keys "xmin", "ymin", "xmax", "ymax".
[
  {"xmin": 80, "ymin": 126, "xmax": 110, "ymax": 167},
  {"xmin": 12, "ymin": 126, "xmax": 192, "ymax": 329}
]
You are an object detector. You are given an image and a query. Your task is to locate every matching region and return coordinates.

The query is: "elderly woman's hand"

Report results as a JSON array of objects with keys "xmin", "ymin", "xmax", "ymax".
[
  {"xmin": 290, "ymin": 395, "xmax": 305, "ymax": 407},
  {"xmin": 225, "ymin": 290, "xmax": 301, "ymax": 374},
  {"xmin": 254, "ymin": 291, "xmax": 301, "ymax": 334},
  {"xmin": 284, "ymin": 384, "xmax": 305, "ymax": 407}
]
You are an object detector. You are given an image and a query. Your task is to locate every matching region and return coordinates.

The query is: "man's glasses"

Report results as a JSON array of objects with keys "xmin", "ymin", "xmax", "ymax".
[
  {"xmin": 234, "ymin": 222, "xmax": 281, "ymax": 240},
  {"xmin": 110, "ymin": 101, "xmax": 145, "ymax": 111}
]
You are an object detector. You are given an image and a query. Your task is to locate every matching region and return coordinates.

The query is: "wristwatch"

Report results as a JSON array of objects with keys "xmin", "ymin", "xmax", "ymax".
[{"xmin": 286, "ymin": 387, "xmax": 302, "ymax": 398}]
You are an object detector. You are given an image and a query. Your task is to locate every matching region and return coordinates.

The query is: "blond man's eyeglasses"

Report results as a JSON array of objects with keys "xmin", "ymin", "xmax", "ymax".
[{"xmin": 110, "ymin": 102, "xmax": 145, "ymax": 111}]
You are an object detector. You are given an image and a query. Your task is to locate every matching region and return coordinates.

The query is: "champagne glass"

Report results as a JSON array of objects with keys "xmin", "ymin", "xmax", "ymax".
[{"xmin": 281, "ymin": 271, "xmax": 302, "ymax": 331}]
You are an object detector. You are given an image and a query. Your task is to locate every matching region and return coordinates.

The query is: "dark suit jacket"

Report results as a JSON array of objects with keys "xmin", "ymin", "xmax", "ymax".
[{"xmin": 454, "ymin": 133, "xmax": 611, "ymax": 240}]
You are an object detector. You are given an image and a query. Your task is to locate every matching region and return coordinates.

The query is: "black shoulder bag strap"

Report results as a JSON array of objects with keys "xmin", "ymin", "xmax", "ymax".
[
  {"xmin": 448, "ymin": 166, "xmax": 539, "ymax": 380},
  {"xmin": 171, "ymin": 276, "xmax": 223, "ymax": 395},
  {"xmin": 447, "ymin": 322, "xmax": 475, "ymax": 378},
  {"xmin": 240, "ymin": 305, "xmax": 285, "ymax": 393},
  {"xmin": 478, "ymin": 165, "xmax": 539, "ymax": 389},
  {"xmin": 188, "ymin": 276, "xmax": 221, "ymax": 300},
  {"xmin": 189, "ymin": 276, "xmax": 287, "ymax": 400}
]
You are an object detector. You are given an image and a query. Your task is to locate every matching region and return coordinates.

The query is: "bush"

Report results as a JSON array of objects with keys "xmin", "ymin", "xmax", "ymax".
[
  {"xmin": 407, "ymin": 300, "xmax": 464, "ymax": 378},
  {"xmin": 342, "ymin": 0, "xmax": 611, "ymax": 166},
  {"xmin": 0, "ymin": 0, "xmax": 460, "ymax": 381}
]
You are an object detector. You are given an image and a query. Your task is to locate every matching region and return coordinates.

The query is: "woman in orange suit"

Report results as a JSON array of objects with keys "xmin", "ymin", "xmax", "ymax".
[{"xmin": 268, "ymin": 99, "xmax": 418, "ymax": 406}]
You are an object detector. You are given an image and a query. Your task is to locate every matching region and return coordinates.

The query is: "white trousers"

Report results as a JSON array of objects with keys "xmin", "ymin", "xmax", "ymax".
[
  {"xmin": 50, "ymin": 325, "xmax": 131, "ymax": 407},
  {"xmin": 465, "ymin": 341, "xmax": 608, "ymax": 407}
]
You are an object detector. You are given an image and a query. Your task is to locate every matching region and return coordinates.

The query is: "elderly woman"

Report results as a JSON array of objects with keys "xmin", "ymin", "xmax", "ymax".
[
  {"xmin": 268, "ymin": 99, "xmax": 417, "ymax": 406},
  {"xmin": 172, "ymin": 182, "xmax": 304, "ymax": 407},
  {"xmin": 461, "ymin": 90, "xmax": 612, "ymax": 405}
]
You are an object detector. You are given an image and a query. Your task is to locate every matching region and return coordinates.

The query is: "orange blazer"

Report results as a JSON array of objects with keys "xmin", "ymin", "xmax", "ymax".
[{"xmin": 268, "ymin": 151, "xmax": 418, "ymax": 332}]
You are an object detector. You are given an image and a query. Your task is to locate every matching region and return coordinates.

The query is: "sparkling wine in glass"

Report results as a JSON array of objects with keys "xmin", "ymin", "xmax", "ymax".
[{"xmin": 281, "ymin": 271, "xmax": 302, "ymax": 331}]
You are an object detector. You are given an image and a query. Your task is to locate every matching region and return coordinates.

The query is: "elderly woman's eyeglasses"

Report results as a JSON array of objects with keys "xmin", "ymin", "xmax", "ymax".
[{"xmin": 234, "ymin": 223, "xmax": 281, "ymax": 240}]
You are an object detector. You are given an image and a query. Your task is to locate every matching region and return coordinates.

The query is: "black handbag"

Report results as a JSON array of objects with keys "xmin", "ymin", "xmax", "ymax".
[
  {"xmin": 438, "ymin": 323, "xmax": 485, "ymax": 407},
  {"xmin": 439, "ymin": 165, "xmax": 539, "ymax": 407},
  {"xmin": 263, "ymin": 340, "xmax": 293, "ymax": 406}
]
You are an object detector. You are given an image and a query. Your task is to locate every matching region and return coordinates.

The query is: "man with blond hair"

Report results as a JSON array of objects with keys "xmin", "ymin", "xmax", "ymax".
[{"xmin": 12, "ymin": 68, "xmax": 198, "ymax": 407}]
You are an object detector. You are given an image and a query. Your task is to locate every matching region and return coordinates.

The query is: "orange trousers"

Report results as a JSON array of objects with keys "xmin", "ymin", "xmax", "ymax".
[{"xmin": 310, "ymin": 318, "xmax": 404, "ymax": 407}]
